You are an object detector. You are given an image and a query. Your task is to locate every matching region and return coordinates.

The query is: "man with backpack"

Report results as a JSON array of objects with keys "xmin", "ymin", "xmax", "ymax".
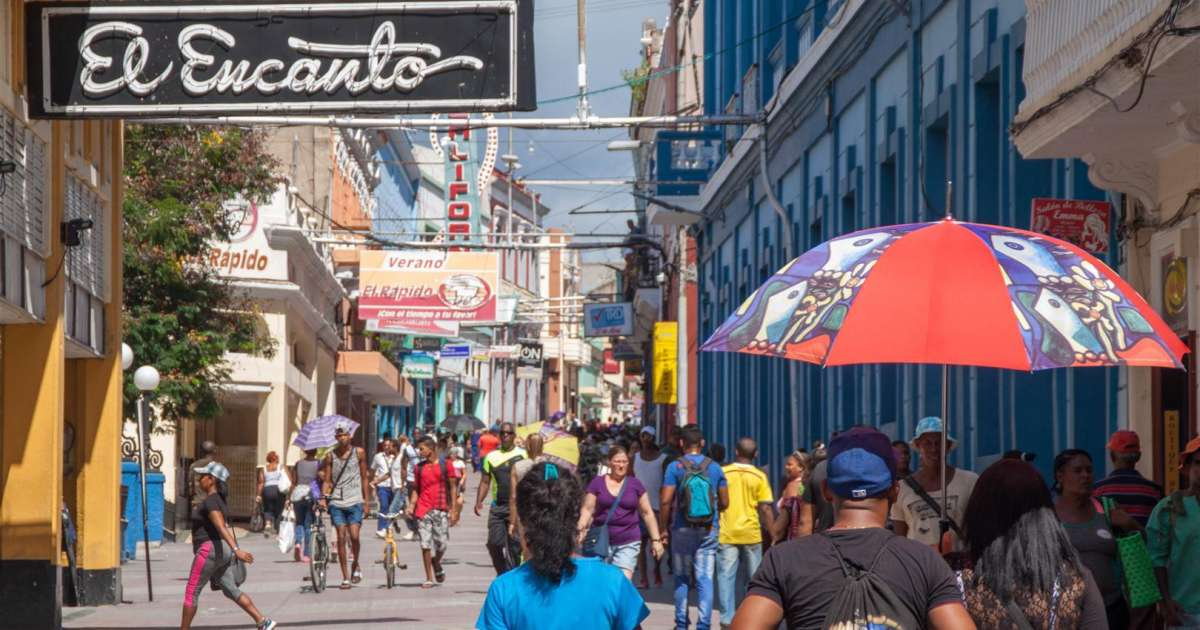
[
  {"xmin": 729, "ymin": 427, "xmax": 975, "ymax": 630},
  {"xmin": 659, "ymin": 425, "xmax": 729, "ymax": 630},
  {"xmin": 406, "ymin": 435, "xmax": 460, "ymax": 589}
]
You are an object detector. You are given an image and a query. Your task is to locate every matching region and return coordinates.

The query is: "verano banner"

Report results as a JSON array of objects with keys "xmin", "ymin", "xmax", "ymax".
[{"xmin": 359, "ymin": 250, "xmax": 500, "ymax": 326}]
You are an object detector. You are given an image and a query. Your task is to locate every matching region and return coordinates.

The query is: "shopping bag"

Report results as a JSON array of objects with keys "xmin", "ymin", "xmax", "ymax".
[
  {"xmin": 1101, "ymin": 497, "xmax": 1162, "ymax": 608},
  {"xmin": 277, "ymin": 507, "xmax": 296, "ymax": 554}
]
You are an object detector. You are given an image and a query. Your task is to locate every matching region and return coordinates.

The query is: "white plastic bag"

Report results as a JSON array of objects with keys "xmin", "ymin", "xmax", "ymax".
[{"xmin": 276, "ymin": 507, "xmax": 295, "ymax": 554}]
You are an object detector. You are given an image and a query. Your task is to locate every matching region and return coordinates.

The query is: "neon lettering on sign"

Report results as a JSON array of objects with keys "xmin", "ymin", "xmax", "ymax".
[{"xmin": 443, "ymin": 119, "xmax": 482, "ymax": 244}]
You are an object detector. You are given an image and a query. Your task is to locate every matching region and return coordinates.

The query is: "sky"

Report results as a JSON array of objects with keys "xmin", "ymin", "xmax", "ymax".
[{"xmin": 514, "ymin": 0, "xmax": 673, "ymax": 261}]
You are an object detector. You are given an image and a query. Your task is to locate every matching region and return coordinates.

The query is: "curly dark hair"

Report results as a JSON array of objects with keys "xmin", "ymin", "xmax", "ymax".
[{"xmin": 516, "ymin": 462, "xmax": 584, "ymax": 584}]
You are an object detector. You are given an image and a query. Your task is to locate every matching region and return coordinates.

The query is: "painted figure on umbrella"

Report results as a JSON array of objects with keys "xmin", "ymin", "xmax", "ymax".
[{"xmin": 702, "ymin": 222, "xmax": 1177, "ymax": 370}]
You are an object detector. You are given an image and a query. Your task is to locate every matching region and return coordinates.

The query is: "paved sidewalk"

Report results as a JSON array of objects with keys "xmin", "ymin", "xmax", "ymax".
[{"xmin": 63, "ymin": 470, "xmax": 710, "ymax": 629}]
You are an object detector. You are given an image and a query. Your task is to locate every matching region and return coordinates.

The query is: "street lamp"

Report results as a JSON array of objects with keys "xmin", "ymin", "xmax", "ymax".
[{"xmin": 132, "ymin": 362, "xmax": 160, "ymax": 601}]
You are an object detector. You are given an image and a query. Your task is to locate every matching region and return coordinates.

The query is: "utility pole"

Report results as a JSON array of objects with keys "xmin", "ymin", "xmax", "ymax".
[
  {"xmin": 676, "ymin": 225, "xmax": 689, "ymax": 427},
  {"xmin": 577, "ymin": 0, "xmax": 590, "ymax": 119}
]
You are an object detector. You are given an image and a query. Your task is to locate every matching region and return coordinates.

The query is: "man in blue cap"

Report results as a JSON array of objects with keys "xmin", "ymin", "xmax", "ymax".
[
  {"xmin": 730, "ymin": 427, "xmax": 972, "ymax": 629},
  {"xmin": 890, "ymin": 417, "xmax": 978, "ymax": 553}
]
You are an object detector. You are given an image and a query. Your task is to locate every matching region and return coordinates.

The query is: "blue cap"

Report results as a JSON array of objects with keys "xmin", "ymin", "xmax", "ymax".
[
  {"xmin": 912, "ymin": 416, "xmax": 955, "ymax": 446},
  {"xmin": 827, "ymin": 427, "xmax": 897, "ymax": 499},
  {"xmin": 193, "ymin": 461, "xmax": 230, "ymax": 483}
]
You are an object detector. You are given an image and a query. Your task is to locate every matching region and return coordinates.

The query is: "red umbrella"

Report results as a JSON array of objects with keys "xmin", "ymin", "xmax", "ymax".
[{"xmin": 702, "ymin": 217, "xmax": 1187, "ymax": 549}]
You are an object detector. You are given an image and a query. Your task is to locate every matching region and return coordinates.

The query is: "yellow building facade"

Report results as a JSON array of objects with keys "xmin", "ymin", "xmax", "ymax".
[{"xmin": 0, "ymin": 2, "xmax": 125, "ymax": 626}]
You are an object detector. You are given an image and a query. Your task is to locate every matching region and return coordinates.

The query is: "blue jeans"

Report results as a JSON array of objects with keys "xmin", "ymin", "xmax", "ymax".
[
  {"xmin": 717, "ymin": 543, "xmax": 762, "ymax": 625},
  {"xmin": 376, "ymin": 487, "xmax": 396, "ymax": 531},
  {"xmin": 671, "ymin": 527, "xmax": 718, "ymax": 630},
  {"xmin": 292, "ymin": 500, "xmax": 314, "ymax": 558}
]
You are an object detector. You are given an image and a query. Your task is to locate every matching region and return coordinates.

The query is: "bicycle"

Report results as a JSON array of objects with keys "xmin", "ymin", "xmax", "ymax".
[
  {"xmin": 378, "ymin": 501, "xmax": 408, "ymax": 588},
  {"xmin": 308, "ymin": 504, "xmax": 330, "ymax": 593}
]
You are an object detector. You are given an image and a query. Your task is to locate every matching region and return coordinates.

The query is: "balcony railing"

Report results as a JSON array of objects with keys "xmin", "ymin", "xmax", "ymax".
[{"xmin": 1021, "ymin": 0, "xmax": 1162, "ymax": 113}]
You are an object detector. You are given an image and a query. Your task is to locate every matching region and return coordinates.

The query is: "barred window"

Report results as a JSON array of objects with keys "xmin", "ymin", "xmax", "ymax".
[
  {"xmin": 65, "ymin": 175, "xmax": 110, "ymax": 302},
  {"xmin": 0, "ymin": 105, "xmax": 50, "ymax": 258}
]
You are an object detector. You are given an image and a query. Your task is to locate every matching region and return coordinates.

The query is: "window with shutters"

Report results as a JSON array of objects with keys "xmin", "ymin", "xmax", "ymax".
[
  {"xmin": 0, "ymin": 105, "xmax": 51, "ymax": 259},
  {"xmin": 65, "ymin": 175, "xmax": 110, "ymax": 303}
]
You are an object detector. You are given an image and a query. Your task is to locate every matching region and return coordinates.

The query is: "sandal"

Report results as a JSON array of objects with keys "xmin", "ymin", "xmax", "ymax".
[
  {"xmin": 339, "ymin": 579, "xmax": 351, "ymax": 590},
  {"xmin": 420, "ymin": 580, "xmax": 435, "ymax": 589},
  {"xmin": 351, "ymin": 565, "xmax": 363, "ymax": 584}
]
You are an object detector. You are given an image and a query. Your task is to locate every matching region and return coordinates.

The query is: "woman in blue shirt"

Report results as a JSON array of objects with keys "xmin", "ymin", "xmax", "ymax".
[{"xmin": 477, "ymin": 461, "xmax": 650, "ymax": 630}]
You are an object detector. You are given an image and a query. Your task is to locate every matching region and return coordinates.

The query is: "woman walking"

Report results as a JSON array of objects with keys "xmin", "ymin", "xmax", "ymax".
[
  {"xmin": 255, "ymin": 451, "xmax": 289, "ymax": 535},
  {"xmin": 290, "ymin": 448, "xmax": 322, "ymax": 562},
  {"xmin": 577, "ymin": 446, "xmax": 664, "ymax": 580},
  {"xmin": 477, "ymin": 462, "xmax": 650, "ymax": 629},
  {"xmin": 183, "ymin": 462, "xmax": 276, "ymax": 630},
  {"xmin": 953, "ymin": 458, "xmax": 1107, "ymax": 629},
  {"xmin": 1054, "ymin": 449, "xmax": 1140, "ymax": 629},
  {"xmin": 770, "ymin": 450, "xmax": 813, "ymax": 542}
]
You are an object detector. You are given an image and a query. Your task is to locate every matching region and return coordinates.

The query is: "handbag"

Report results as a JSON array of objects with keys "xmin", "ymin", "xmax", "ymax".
[
  {"xmin": 1101, "ymin": 497, "xmax": 1162, "ymax": 608},
  {"xmin": 249, "ymin": 502, "xmax": 265, "ymax": 533},
  {"xmin": 275, "ymin": 467, "xmax": 292, "ymax": 493},
  {"xmin": 582, "ymin": 478, "xmax": 629, "ymax": 558},
  {"xmin": 277, "ymin": 506, "xmax": 296, "ymax": 554}
]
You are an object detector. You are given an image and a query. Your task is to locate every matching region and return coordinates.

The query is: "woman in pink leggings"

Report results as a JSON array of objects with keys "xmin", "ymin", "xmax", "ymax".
[{"xmin": 183, "ymin": 462, "xmax": 276, "ymax": 630}]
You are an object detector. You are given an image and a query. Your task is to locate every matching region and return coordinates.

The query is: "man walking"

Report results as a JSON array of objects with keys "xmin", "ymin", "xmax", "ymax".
[
  {"xmin": 1094, "ymin": 429, "xmax": 1163, "ymax": 526},
  {"xmin": 660, "ymin": 425, "xmax": 729, "ymax": 630},
  {"xmin": 322, "ymin": 423, "xmax": 370, "ymax": 589},
  {"xmin": 634, "ymin": 426, "xmax": 666, "ymax": 588},
  {"xmin": 730, "ymin": 427, "xmax": 973, "ymax": 629},
  {"xmin": 406, "ymin": 435, "xmax": 460, "ymax": 589},
  {"xmin": 717, "ymin": 438, "xmax": 774, "ymax": 628},
  {"xmin": 891, "ymin": 417, "xmax": 978, "ymax": 552},
  {"xmin": 474, "ymin": 421, "xmax": 526, "ymax": 574}
]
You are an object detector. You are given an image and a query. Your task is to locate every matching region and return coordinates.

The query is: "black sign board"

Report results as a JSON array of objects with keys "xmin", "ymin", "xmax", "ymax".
[
  {"xmin": 411, "ymin": 337, "xmax": 443, "ymax": 352},
  {"xmin": 26, "ymin": 1, "xmax": 536, "ymax": 119},
  {"xmin": 518, "ymin": 342, "xmax": 542, "ymax": 368}
]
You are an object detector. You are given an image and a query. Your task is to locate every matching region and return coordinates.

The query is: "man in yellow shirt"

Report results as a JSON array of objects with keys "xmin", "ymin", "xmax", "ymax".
[{"xmin": 717, "ymin": 438, "xmax": 774, "ymax": 628}]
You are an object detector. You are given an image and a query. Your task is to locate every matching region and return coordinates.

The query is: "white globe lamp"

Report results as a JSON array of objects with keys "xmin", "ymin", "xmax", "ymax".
[
  {"xmin": 133, "ymin": 365, "xmax": 160, "ymax": 392},
  {"xmin": 121, "ymin": 343, "xmax": 134, "ymax": 370}
]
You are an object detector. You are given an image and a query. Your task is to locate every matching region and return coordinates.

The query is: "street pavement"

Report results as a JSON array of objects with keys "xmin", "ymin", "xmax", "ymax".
[{"xmin": 64, "ymin": 469, "xmax": 710, "ymax": 629}]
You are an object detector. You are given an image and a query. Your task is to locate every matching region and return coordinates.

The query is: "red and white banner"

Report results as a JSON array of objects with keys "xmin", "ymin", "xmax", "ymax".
[
  {"xmin": 358, "ymin": 250, "xmax": 500, "ymax": 325},
  {"xmin": 1030, "ymin": 198, "xmax": 1112, "ymax": 255}
]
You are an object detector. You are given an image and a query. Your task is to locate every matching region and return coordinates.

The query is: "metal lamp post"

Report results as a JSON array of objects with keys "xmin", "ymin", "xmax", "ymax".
[{"xmin": 132, "ymin": 362, "xmax": 160, "ymax": 601}]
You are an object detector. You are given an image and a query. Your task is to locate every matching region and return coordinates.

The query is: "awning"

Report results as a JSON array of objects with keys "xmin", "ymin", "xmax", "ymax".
[{"xmin": 336, "ymin": 351, "xmax": 413, "ymax": 406}]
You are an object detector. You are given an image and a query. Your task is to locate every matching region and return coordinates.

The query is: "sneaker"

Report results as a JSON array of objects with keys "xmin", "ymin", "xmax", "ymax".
[
  {"xmin": 258, "ymin": 619, "xmax": 277, "ymax": 630},
  {"xmin": 375, "ymin": 529, "xmax": 387, "ymax": 539},
  {"xmin": 402, "ymin": 531, "xmax": 415, "ymax": 541}
]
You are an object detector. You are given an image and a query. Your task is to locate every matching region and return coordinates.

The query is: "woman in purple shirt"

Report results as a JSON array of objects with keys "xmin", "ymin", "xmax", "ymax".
[{"xmin": 577, "ymin": 446, "xmax": 665, "ymax": 580}]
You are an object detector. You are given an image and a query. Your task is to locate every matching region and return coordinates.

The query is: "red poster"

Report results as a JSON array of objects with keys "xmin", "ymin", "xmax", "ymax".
[
  {"xmin": 1030, "ymin": 198, "xmax": 1112, "ymax": 254},
  {"xmin": 603, "ymin": 349, "xmax": 621, "ymax": 374}
]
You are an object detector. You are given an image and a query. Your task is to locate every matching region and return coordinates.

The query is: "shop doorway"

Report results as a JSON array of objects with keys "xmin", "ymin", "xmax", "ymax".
[{"xmin": 1153, "ymin": 333, "xmax": 1195, "ymax": 493}]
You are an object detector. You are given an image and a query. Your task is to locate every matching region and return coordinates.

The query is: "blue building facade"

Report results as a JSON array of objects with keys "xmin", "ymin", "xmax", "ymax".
[{"xmin": 692, "ymin": 0, "xmax": 1120, "ymax": 478}]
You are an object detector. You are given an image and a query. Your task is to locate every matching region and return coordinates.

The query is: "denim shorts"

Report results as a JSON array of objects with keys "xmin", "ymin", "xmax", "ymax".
[
  {"xmin": 605, "ymin": 541, "xmax": 641, "ymax": 572},
  {"xmin": 328, "ymin": 503, "xmax": 364, "ymax": 527}
]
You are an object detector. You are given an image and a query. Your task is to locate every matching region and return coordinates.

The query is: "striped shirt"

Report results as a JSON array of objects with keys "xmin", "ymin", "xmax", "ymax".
[{"xmin": 1093, "ymin": 468, "xmax": 1164, "ymax": 526}]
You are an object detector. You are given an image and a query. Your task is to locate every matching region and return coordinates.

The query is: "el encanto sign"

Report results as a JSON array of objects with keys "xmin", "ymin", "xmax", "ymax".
[{"xmin": 25, "ymin": 1, "xmax": 536, "ymax": 118}]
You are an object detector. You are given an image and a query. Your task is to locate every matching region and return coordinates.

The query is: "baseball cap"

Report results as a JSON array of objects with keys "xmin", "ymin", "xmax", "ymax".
[
  {"xmin": 640, "ymin": 425, "xmax": 657, "ymax": 438},
  {"xmin": 335, "ymin": 420, "xmax": 351, "ymax": 434},
  {"xmin": 826, "ymin": 427, "xmax": 897, "ymax": 499},
  {"xmin": 1180, "ymin": 436, "xmax": 1200, "ymax": 470},
  {"xmin": 1108, "ymin": 430, "xmax": 1141, "ymax": 454},
  {"xmin": 193, "ymin": 461, "xmax": 230, "ymax": 483},
  {"xmin": 912, "ymin": 416, "xmax": 955, "ymax": 446}
]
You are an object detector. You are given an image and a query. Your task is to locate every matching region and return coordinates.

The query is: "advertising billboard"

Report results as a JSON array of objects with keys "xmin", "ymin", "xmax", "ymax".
[
  {"xmin": 652, "ymin": 322, "xmax": 677, "ymax": 405},
  {"xmin": 359, "ymin": 250, "xmax": 500, "ymax": 327},
  {"xmin": 1030, "ymin": 198, "xmax": 1112, "ymax": 255},
  {"xmin": 583, "ymin": 303, "xmax": 634, "ymax": 337}
]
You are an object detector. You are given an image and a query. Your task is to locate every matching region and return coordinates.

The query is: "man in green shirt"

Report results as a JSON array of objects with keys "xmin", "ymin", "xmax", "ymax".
[
  {"xmin": 1149, "ymin": 436, "xmax": 1200, "ymax": 627},
  {"xmin": 474, "ymin": 422, "xmax": 526, "ymax": 575}
]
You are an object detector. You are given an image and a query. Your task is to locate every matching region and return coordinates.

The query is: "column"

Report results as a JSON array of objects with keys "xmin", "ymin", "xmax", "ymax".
[
  {"xmin": 0, "ymin": 123, "xmax": 67, "ymax": 627},
  {"xmin": 70, "ymin": 121, "xmax": 125, "ymax": 604}
]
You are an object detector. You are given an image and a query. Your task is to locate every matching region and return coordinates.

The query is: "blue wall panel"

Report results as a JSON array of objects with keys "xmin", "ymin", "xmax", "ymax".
[{"xmin": 696, "ymin": 0, "xmax": 1119, "ymax": 481}]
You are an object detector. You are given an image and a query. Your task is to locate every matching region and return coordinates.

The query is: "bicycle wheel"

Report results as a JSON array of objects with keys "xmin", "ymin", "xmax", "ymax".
[
  {"xmin": 383, "ymin": 543, "xmax": 396, "ymax": 589},
  {"xmin": 310, "ymin": 532, "xmax": 327, "ymax": 593}
]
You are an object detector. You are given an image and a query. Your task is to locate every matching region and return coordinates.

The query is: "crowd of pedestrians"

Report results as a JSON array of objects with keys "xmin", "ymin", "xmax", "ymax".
[{"xmin": 179, "ymin": 415, "xmax": 1200, "ymax": 630}]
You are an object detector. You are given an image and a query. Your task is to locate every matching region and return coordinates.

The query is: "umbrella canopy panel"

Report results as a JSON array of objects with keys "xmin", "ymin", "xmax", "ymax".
[{"xmin": 702, "ymin": 219, "xmax": 1186, "ymax": 371}]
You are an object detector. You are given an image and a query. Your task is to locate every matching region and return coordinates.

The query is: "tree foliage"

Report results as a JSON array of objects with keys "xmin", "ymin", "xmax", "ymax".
[{"xmin": 122, "ymin": 125, "xmax": 279, "ymax": 430}]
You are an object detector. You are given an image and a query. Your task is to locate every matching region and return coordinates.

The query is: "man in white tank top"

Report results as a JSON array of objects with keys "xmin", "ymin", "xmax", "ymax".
[{"xmin": 633, "ymin": 426, "xmax": 666, "ymax": 588}]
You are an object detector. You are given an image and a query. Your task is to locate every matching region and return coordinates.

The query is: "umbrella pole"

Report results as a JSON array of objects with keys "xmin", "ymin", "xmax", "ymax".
[{"xmin": 939, "ymin": 364, "xmax": 950, "ymax": 555}]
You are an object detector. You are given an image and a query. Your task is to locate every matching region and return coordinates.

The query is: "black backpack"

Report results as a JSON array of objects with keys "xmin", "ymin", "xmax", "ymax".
[{"xmin": 820, "ymin": 534, "xmax": 919, "ymax": 630}]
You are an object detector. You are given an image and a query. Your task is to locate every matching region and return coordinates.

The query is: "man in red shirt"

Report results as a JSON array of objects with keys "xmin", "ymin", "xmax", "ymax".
[
  {"xmin": 406, "ymin": 435, "xmax": 460, "ymax": 588},
  {"xmin": 478, "ymin": 425, "xmax": 501, "ymax": 461}
]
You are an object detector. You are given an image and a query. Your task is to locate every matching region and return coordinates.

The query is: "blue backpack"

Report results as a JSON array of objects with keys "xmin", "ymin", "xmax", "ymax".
[{"xmin": 677, "ymin": 457, "xmax": 716, "ymax": 527}]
